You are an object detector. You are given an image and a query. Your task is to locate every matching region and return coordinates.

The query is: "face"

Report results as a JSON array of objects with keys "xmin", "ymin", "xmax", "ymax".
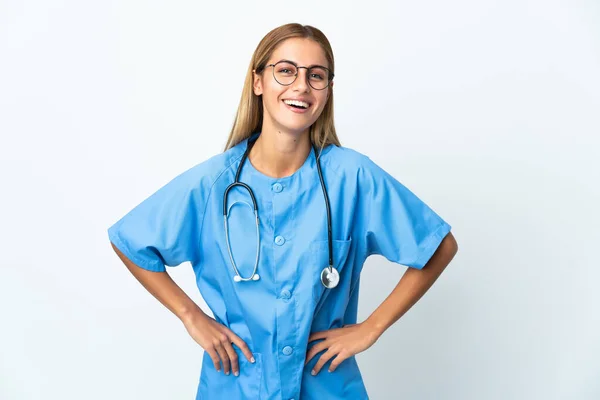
[{"xmin": 253, "ymin": 37, "xmax": 333, "ymax": 135}]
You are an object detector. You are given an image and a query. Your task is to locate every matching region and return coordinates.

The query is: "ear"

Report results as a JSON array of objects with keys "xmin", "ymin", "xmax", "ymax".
[{"xmin": 252, "ymin": 69, "xmax": 263, "ymax": 96}]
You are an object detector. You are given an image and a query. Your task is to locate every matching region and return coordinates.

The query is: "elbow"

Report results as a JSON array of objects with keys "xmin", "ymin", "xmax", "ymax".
[
  {"xmin": 110, "ymin": 241, "xmax": 120, "ymax": 254},
  {"xmin": 110, "ymin": 241, "xmax": 128, "ymax": 263},
  {"xmin": 444, "ymin": 232, "xmax": 458, "ymax": 259}
]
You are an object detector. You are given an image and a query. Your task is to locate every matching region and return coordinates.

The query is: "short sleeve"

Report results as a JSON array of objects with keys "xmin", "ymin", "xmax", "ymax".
[
  {"xmin": 359, "ymin": 156, "xmax": 451, "ymax": 269},
  {"xmin": 107, "ymin": 164, "xmax": 208, "ymax": 272}
]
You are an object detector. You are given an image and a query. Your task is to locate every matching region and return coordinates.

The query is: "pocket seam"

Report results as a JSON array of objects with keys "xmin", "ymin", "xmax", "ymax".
[{"xmin": 309, "ymin": 237, "xmax": 353, "ymax": 252}]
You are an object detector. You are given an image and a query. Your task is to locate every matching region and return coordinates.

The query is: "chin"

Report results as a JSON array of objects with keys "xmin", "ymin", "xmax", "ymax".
[
  {"xmin": 281, "ymin": 123, "xmax": 313, "ymax": 134},
  {"xmin": 271, "ymin": 116, "xmax": 309, "ymax": 132}
]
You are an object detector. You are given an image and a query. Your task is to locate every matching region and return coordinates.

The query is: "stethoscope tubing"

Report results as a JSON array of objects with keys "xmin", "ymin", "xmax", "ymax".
[{"xmin": 223, "ymin": 134, "xmax": 336, "ymax": 288}]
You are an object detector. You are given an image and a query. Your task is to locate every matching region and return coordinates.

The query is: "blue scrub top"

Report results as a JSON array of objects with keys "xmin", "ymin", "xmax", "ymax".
[{"xmin": 108, "ymin": 131, "xmax": 452, "ymax": 400}]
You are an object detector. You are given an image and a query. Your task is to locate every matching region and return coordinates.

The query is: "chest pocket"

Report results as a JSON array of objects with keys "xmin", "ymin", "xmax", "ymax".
[{"xmin": 309, "ymin": 238, "xmax": 353, "ymax": 310}]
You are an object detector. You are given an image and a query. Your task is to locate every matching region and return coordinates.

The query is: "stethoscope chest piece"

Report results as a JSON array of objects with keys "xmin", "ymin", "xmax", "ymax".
[{"xmin": 320, "ymin": 266, "xmax": 340, "ymax": 289}]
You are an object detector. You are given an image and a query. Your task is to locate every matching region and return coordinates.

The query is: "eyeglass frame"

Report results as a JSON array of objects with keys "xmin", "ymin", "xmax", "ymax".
[{"xmin": 257, "ymin": 59, "xmax": 334, "ymax": 91}]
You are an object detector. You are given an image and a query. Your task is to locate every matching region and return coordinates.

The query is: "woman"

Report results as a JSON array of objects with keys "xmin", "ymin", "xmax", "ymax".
[{"xmin": 108, "ymin": 23, "xmax": 458, "ymax": 400}]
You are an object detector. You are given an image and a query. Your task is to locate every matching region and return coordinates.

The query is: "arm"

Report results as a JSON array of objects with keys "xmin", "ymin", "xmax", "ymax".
[
  {"xmin": 306, "ymin": 232, "xmax": 458, "ymax": 374},
  {"xmin": 111, "ymin": 242, "xmax": 201, "ymax": 321},
  {"xmin": 363, "ymin": 232, "xmax": 459, "ymax": 337},
  {"xmin": 110, "ymin": 242, "xmax": 256, "ymax": 375}
]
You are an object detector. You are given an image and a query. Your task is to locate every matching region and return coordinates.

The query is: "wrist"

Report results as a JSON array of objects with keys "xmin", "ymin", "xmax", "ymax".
[
  {"xmin": 179, "ymin": 305, "xmax": 206, "ymax": 326},
  {"xmin": 363, "ymin": 316, "xmax": 387, "ymax": 339}
]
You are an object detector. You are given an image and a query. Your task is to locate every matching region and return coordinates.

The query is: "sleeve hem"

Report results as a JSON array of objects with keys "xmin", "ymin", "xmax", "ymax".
[
  {"xmin": 108, "ymin": 225, "xmax": 166, "ymax": 272},
  {"xmin": 413, "ymin": 222, "xmax": 452, "ymax": 270}
]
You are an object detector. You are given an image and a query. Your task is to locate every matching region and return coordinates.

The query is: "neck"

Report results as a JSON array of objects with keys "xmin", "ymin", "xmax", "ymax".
[{"xmin": 248, "ymin": 127, "xmax": 311, "ymax": 179}]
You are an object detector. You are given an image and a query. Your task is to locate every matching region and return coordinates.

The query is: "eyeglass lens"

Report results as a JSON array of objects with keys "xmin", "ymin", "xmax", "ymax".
[{"xmin": 272, "ymin": 61, "xmax": 331, "ymax": 90}]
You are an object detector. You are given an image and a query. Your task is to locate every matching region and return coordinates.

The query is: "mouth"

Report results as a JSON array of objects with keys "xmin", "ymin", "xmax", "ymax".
[{"xmin": 282, "ymin": 99, "xmax": 312, "ymax": 114}]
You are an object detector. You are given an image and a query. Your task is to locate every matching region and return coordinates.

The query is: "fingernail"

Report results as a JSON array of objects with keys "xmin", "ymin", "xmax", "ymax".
[
  {"xmin": 234, "ymin": 371, "xmax": 239, "ymax": 377},
  {"xmin": 311, "ymin": 370, "xmax": 316, "ymax": 376},
  {"xmin": 251, "ymin": 357, "xmax": 255, "ymax": 363},
  {"xmin": 225, "ymin": 371, "xmax": 230, "ymax": 375}
]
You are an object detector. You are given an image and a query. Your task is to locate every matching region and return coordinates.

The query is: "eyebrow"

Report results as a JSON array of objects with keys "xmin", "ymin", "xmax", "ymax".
[{"xmin": 276, "ymin": 59, "xmax": 330, "ymax": 70}]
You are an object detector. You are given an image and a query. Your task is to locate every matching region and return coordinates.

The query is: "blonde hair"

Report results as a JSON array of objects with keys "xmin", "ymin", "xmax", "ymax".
[{"xmin": 223, "ymin": 23, "xmax": 341, "ymax": 154}]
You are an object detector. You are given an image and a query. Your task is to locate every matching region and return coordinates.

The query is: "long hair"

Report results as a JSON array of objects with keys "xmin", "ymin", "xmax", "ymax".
[{"xmin": 223, "ymin": 23, "xmax": 341, "ymax": 154}]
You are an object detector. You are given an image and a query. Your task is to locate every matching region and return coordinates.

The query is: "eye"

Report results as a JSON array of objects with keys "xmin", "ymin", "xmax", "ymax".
[
  {"xmin": 309, "ymin": 67, "xmax": 327, "ymax": 81},
  {"xmin": 276, "ymin": 64, "xmax": 297, "ymax": 75}
]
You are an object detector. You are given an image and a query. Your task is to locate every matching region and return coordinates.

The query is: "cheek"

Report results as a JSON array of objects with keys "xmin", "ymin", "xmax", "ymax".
[
  {"xmin": 262, "ymin": 86, "xmax": 286, "ymax": 110},
  {"xmin": 314, "ymin": 95, "xmax": 329, "ymax": 114}
]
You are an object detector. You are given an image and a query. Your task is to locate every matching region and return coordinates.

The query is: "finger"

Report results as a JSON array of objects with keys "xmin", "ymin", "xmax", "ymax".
[
  {"xmin": 214, "ymin": 338, "xmax": 231, "ymax": 375},
  {"xmin": 206, "ymin": 349, "xmax": 222, "ymax": 372},
  {"xmin": 328, "ymin": 351, "xmax": 348, "ymax": 372},
  {"xmin": 311, "ymin": 348, "xmax": 336, "ymax": 375},
  {"xmin": 228, "ymin": 331, "xmax": 255, "ymax": 364},
  {"xmin": 308, "ymin": 330, "xmax": 328, "ymax": 342},
  {"xmin": 304, "ymin": 341, "xmax": 329, "ymax": 366},
  {"xmin": 222, "ymin": 339, "xmax": 240, "ymax": 377}
]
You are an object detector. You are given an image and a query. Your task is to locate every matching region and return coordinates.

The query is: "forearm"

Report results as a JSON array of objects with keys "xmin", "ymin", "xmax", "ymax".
[
  {"xmin": 111, "ymin": 242, "xmax": 205, "ymax": 324},
  {"xmin": 363, "ymin": 232, "xmax": 458, "ymax": 337}
]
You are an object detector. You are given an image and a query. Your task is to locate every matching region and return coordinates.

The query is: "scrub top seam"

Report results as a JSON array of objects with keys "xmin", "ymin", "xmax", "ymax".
[
  {"xmin": 195, "ymin": 151, "xmax": 247, "ymax": 267},
  {"xmin": 321, "ymin": 150, "xmax": 342, "ymax": 178}
]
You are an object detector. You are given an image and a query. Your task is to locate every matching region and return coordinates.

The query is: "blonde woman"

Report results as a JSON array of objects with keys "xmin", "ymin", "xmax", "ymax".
[{"xmin": 108, "ymin": 22, "xmax": 458, "ymax": 400}]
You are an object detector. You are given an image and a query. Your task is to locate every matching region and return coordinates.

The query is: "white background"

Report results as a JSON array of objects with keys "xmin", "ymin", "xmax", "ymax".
[{"xmin": 1, "ymin": 1, "xmax": 599, "ymax": 399}]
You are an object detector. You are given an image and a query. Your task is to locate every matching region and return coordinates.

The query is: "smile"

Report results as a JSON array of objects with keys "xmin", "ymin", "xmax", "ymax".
[{"xmin": 282, "ymin": 99, "xmax": 311, "ymax": 113}]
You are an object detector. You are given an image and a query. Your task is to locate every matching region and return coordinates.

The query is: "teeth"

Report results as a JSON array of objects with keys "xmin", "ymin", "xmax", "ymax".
[{"xmin": 284, "ymin": 99, "xmax": 309, "ymax": 109}]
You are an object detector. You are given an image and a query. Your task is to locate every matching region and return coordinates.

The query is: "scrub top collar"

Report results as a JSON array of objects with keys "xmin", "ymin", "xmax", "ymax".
[{"xmin": 239, "ymin": 131, "xmax": 318, "ymax": 189}]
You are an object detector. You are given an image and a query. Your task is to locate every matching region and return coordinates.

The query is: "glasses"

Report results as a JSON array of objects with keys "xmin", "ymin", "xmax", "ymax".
[{"xmin": 261, "ymin": 60, "xmax": 334, "ymax": 90}]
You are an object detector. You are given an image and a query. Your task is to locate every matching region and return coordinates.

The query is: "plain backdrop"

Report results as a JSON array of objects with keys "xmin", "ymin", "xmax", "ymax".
[{"xmin": 1, "ymin": 1, "xmax": 599, "ymax": 399}]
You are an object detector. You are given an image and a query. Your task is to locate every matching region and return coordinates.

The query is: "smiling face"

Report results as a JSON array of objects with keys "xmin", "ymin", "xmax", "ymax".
[{"xmin": 253, "ymin": 37, "xmax": 333, "ymax": 136}]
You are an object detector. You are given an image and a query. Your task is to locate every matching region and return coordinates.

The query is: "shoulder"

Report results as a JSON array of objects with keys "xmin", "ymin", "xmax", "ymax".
[
  {"xmin": 321, "ymin": 143, "xmax": 382, "ymax": 179},
  {"xmin": 163, "ymin": 145, "xmax": 242, "ymax": 195}
]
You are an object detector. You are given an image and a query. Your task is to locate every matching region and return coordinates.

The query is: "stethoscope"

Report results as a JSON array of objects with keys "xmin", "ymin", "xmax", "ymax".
[{"xmin": 222, "ymin": 134, "xmax": 340, "ymax": 289}]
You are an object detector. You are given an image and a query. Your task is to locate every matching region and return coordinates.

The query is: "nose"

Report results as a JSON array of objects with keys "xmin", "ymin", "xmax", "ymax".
[{"xmin": 291, "ymin": 67, "xmax": 310, "ymax": 92}]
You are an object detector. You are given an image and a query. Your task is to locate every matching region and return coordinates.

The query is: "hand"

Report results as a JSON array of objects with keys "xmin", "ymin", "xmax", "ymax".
[
  {"xmin": 182, "ymin": 311, "xmax": 254, "ymax": 376},
  {"xmin": 305, "ymin": 322, "xmax": 380, "ymax": 375}
]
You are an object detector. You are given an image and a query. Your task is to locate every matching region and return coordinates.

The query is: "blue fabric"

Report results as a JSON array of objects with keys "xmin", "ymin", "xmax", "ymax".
[{"xmin": 107, "ymin": 131, "xmax": 452, "ymax": 399}]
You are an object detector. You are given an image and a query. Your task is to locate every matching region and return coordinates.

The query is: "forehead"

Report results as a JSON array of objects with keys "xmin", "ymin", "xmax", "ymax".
[{"xmin": 269, "ymin": 37, "xmax": 329, "ymax": 68}]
